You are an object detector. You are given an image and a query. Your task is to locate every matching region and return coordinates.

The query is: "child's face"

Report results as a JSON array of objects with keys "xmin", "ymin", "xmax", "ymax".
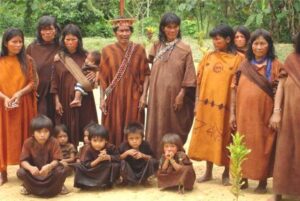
[
  {"xmin": 212, "ymin": 35, "xmax": 230, "ymax": 51},
  {"xmin": 127, "ymin": 132, "xmax": 142, "ymax": 149},
  {"xmin": 56, "ymin": 131, "xmax": 68, "ymax": 145},
  {"xmin": 90, "ymin": 136, "xmax": 106, "ymax": 151},
  {"xmin": 163, "ymin": 143, "xmax": 178, "ymax": 156},
  {"xmin": 83, "ymin": 130, "xmax": 90, "ymax": 144},
  {"xmin": 34, "ymin": 128, "xmax": 50, "ymax": 145},
  {"xmin": 85, "ymin": 53, "xmax": 95, "ymax": 65}
]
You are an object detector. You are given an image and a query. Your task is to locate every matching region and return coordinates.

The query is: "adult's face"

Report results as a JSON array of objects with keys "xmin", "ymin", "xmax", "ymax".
[
  {"xmin": 234, "ymin": 31, "xmax": 247, "ymax": 49},
  {"xmin": 40, "ymin": 25, "xmax": 56, "ymax": 43},
  {"xmin": 252, "ymin": 36, "xmax": 269, "ymax": 60},
  {"xmin": 6, "ymin": 36, "xmax": 23, "ymax": 56},
  {"xmin": 115, "ymin": 25, "xmax": 132, "ymax": 46},
  {"xmin": 163, "ymin": 23, "xmax": 179, "ymax": 42},
  {"xmin": 64, "ymin": 34, "xmax": 78, "ymax": 54},
  {"xmin": 212, "ymin": 35, "xmax": 230, "ymax": 51}
]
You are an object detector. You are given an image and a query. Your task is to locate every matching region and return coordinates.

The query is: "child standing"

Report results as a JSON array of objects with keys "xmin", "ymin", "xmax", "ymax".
[
  {"xmin": 119, "ymin": 122, "xmax": 158, "ymax": 185},
  {"xmin": 54, "ymin": 124, "xmax": 76, "ymax": 173},
  {"xmin": 157, "ymin": 133, "xmax": 196, "ymax": 194},
  {"xmin": 73, "ymin": 124, "xmax": 120, "ymax": 189},
  {"xmin": 17, "ymin": 115, "xmax": 68, "ymax": 197},
  {"xmin": 69, "ymin": 51, "xmax": 100, "ymax": 108}
]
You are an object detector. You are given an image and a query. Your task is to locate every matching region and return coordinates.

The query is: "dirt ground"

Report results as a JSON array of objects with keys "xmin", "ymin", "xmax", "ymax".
[{"xmin": 1, "ymin": 91, "xmax": 299, "ymax": 201}]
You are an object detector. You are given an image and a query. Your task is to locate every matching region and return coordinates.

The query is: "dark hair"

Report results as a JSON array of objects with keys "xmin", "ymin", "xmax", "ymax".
[
  {"xmin": 234, "ymin": 25, "xmax": 250, "ymax": 44},
  {"xmin": 1, "ymin": 28, "xmax": 28, "ymax": 75},
  {"xmin": 161, "ymin": 133, "xmax": 183, "ymax": 151},
  {"xmin": 88, "ymin": 124, "xmax": 109, "ymax": 140},
  {"xmin": 35, "ymin": 15, "xmax": 61, "ymax": 45},
  {"xmin": 209, "ymin": 24, "xmax": 236, "ymax": 53},
  {"xmin": 124, "ymin": 122, "xmax": 144, "ymax": 138},
  {"xmin": 294, "ymin": 32, "xmax": 300, "ymax": 54},
  {"xmin": 159, "ymin": 12, "xmax": 181, "ymax": 42},
  {"xmin": 246, "ymin": 29, "xmax": 276, "ymax": 61},
  {"xmin": 60, "ymin": 24, "xmax": 86, "ymax": 56},
  {"xmin": 83, "ymin": 121, "xmax": 97, "ymax": 132},
  {"xmin": 113, "ymin": 26, "xmax": 134, "ymax": 33},
  {"xmin": 89, "ymin": 51, "xmax": 101, "ymax": 66},
  {"xmin": 30, "ymin": 115, "xmax": 53, "ymax": 135},
  {"xmin": 53, "ymin": 124, "xmax": 68, "ymax": 137}
]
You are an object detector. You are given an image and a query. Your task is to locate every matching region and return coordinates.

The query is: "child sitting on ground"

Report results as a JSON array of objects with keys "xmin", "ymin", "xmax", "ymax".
[
  {"xmin": 73, "ymin": 124, "xmax": 120, "ymax": 189},
  {"xmin": 157, "ymin": 133, "xmax": 196, "ymax": 194},
  {"xmin": 54, "ymin": 124, "xmax": 76, "ymax": 174},
  {"xmin": 77, "ymin": 121, "xmax": 96, "ymax": 162},
  {"xmin": 119, "ymin": 122, "xmax": 158, "ymax": 185},
  {"xmin": 70, "ymin": 51, "xmax": 100, "ymax": 108},
  {"xmin": 17, "ymin": 115, "xmax": 69, "ymax": 197}
]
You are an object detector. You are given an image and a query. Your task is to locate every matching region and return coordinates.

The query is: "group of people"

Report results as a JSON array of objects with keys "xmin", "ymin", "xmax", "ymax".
[{"xmin": 0, "ymin": 11, "xmax": 299, "ymax": 201}]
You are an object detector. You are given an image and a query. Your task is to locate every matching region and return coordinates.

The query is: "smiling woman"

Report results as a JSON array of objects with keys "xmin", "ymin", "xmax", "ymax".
[{"xmin": 0, "ymin": 28, "xmax": 37, "ymax": 185}]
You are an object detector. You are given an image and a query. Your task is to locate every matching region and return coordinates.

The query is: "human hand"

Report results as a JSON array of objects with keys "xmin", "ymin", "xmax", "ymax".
[
  {"xmin": 138, "ymin": 94, "xmax": 147, "ymax": 110},
  {"xmin": 133, "ymin": 151, "xmax": 144, "ymax": 159},
  {"xmin": 126, "ymin": 149, "xmax": 138, "ymax": 157},
  {"xmin": 55, "ymin": 101, "xmax": 63, "ymax": 116},
  {"xmin": 173, "ymin": 92, "xmax": 184, "ymax": 112},
  {"xmin": 29, "ymin": 166, "xmax": 40, "ymax": 176},
  {"xmin": 229, "ymin": 114, "xmax": 237, "ymax": 131},
  {"xmin": 39, "ymin": 164, "xmax": 52, "ymax": 177},
  {"xmin": 100, "ymin": 99, "xmax": 107, "ymax": 115},
  {"xmin": 269, "ymin": 111, "xmax": 281, "ymax": 130},
  {"xmin": 86, "ymin": 71, "xmax": 96, "ymax": 83},
  {"xmin": 8, "ymin": 92, "xmax": 21, "ymax": 108}
]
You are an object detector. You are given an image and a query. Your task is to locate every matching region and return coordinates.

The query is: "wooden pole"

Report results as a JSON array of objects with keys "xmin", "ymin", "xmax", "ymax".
[{"xmin": 120, "ymin": 0, "xmax": 125, "ymax": 17}]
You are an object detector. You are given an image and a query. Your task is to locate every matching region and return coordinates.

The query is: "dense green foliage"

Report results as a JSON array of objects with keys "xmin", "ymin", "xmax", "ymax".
[{"xmin": 0, "ymin": 0, "xmax": 299, "ymax": 42}]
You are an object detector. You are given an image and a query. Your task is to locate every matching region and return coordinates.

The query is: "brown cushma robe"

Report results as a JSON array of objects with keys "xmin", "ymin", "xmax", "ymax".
[
  {"xmin": 26, "ymin": 42, "xmax": 59, "ymax": 120},
  {"xmin": 73, "ymin": 143, "xmax": 120, "ymax": 188},
  {"xmin": 273, "ymin": 53, "xmax": 300, "ymax": 196},
  {"xmin": 50, "ymin": 52, "xmax": 98, "ymax": 146},
  {"xmin": 17, "ymin": 137, "xmax": 67, "ymax": 197},
  {"xmin": 157, "ymin": 151, "xmax": 196, "ymax": 191},
  {"xmin": 235, "ymin": 59, "xmax": 282, "ymax": 180},
  {"xmin": 60, "ymin": 143, "xmax": 77, "ymax": 160},
  {"xmin": 99, "ymin": 43, "xmax": 150, "ymax": 146},
  {"xmin": 146, "ymin": 40, "xmax": 196, "ymax": 158},
  {"xmin": 119, "ymin": 141, "xmax": 158, "ymax": 185}
]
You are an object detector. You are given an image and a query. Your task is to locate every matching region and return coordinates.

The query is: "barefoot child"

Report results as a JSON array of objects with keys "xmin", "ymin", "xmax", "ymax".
[
  {"xmin": 17, "ymin": 115, "xmax": 69, "ymax": 197},
  {"xmin": 73, "ymin": 124, "xmax": 120, "ymax": 189},
  {"xmin": 119, "ymin": 122, "xmax": 158, "ymax": 185},
  {"xmin": 54, "ymin": 124, "xmax": 76, "ymax": 174},
  {"xmin": 70, "ymin": 51, "xmax": 100, "ymax": 107},
  {"xmin": 157, "ymin": 133, "xmax": 196, "ymax": 194}
]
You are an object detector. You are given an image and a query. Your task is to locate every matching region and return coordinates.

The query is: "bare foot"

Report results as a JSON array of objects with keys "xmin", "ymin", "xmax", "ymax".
[
  {"xmin": 222, "ymin": 175, "xmax": 231, "ymax": 186},
  {"xmin": 254, "ymin": 180, "xmax": 267, "ymax": 194},
  {"xmin": 197, "ymin": 173, "xmax": 212, "ymax": 183},
  {"xmin": 70, "ymin": 99, "xmax": 82, "ymax": 108},
  {"xmin": 267, "ymin": 195, "xmax": 282, "ymax": 201},
  {"xmin": 240, "ymin": 178, "xmax": 249, "ymax": 189},
  {"xmin": 177, "ymin": 185, "xmax": 185, "ymax": 194},
  {"xmin": 222, "ymin": 168, "xmax": 231, "ymax": 186},
  {"xmin": 60, "ymin": 185, "xmax": 70, "ymax": 195}
]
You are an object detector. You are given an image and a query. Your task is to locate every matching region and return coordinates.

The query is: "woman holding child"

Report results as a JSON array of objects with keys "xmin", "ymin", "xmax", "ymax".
[{"xmin": 50, "ymin": 24, "xmax": 98, "ymax": 146}]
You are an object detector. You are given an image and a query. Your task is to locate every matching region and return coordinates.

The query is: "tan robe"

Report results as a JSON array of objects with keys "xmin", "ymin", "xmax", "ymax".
[
  {"xmin": 188, "ymin": 51, "xmax": 243, "ymax": 166},
  {"xmin": 273, "ymin": 53, "xmax": 300, "ymax": 196},
  {"xmin": 236, "ymin": 59, "xmax": 282, "ymax": 180},
  {"xmin": 146, "ymin": 40, "xmax": 196, "ymax": 158},
  {"xmin": 99, "ymin": 43, "xmax": 150, "ymax": 146}
]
